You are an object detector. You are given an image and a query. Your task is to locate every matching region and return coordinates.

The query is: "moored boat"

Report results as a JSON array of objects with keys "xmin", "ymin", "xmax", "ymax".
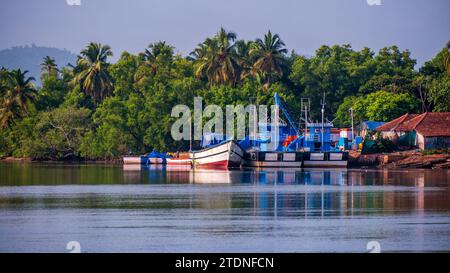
[
  {"xmin": 123, "ymin": 150, "xmax": 168, "ymax": 165},
  {"xmin": 148, "ymin": 157, "xmax": 164, "ymax": 164},
  {"xmin": 166, "ymin": 152, "xmax": 192, "ymax": 166},
  {"xmin": 123, "ymin": 156, "xmax": 147, "ymax": 165},
  {"xmin": 244, "ymin": 151, "xmax": 303, "ymax": 168},
  {"xmin": 302, "ymin": 152, "xmax": 348, "ymax": 168},
  {"xmin": 191, "ymin": 140, "xmax": 244, "ymax": 169},
  {"xmin": 241, "ymin": 93, "xmax": 348, "ymax": 168}
]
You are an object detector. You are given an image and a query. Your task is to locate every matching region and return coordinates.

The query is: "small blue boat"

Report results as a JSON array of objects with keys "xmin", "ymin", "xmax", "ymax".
[{"xmin": 123, "ymin": 150, "xmax": 168, "ymax": 165}]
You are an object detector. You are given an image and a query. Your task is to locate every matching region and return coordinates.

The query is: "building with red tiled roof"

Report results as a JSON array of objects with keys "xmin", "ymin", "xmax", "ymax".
[
  {"xmin": 375, "ymin": 112, "xmax": 450, "ymax": 150},
  {"xmin": 375, "ymin": 113, "xmax": 418, "ymax": 132}
]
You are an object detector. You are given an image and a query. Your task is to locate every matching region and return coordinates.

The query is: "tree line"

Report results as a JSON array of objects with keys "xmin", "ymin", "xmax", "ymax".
[{"xmin": 1, "ymin": 28, "xmax": 449, "ymax": 160}]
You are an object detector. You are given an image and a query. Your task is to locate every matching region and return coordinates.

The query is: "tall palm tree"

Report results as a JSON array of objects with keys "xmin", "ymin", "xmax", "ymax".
[
  {"xmin": 139, "ymin": 41, "xmax": 174, "ymax": 76},
  {"xmin": 0, "ymin": 97, "xmax": 21, "ymax": 129},
  {"xmin": 40, "ymin": 56, "xmax": 59, "ymax": 77},
  {"xmin": 74, "ymin": 42, "xmax": 113, "ymax": 104},
  {"xmin": 8, "ymin": 69, "xmax": 37, "ymax": 115},
  {"xmin": 142, "ymin": 41, "xmax": 174, "ymax": 63},
  {"xmin": 0, "ymin": 69, "xmax": 37, "ymax": 128},
  {"xmin": 235, "ymin": 40, "xmax": 254, "ymax": 80},
  {"xmin": 0, "ymin": 67, "xmax": 8, "ymax": 97},
  {"xmin": 250, "ymin": 30, "xmax": 288, "ymax": 88},
  {"xmin": 444, "ymin": 41, "xmax": 450, "ymax": 76},
  {"xmin": 192, "ymin": 27, "xmax": 239, "ymax": 86}
]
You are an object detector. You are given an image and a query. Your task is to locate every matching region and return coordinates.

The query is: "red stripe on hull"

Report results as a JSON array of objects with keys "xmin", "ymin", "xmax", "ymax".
[{"xmin": 195, "ymin": 159, "xmax": 229, "ymax": 170}]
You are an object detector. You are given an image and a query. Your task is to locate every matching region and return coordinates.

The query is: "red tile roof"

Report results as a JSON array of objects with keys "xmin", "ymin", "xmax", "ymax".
[
  {"xmin": 414, "ymin": 112, "xmax": 450, "ymax": 137},
  {"xmin": 395, "ymin": 114, "xmax": 426, "ymax": 132},
  {"xmin": 375, "ymin": 113, "xmax": 419, "ymax": 132},
  {"xmin": 376, "ymin": 112, "xmax": 450, "ymax": 137}
]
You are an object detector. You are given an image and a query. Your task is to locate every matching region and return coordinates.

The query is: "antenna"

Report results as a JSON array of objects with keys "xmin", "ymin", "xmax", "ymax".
[
  {"xmin": 320, "ymin": 92, "xmax": 326, "ymax": 148},
  {"xmin": 349, "ymin": 107, "xmax": 354, "ymax": 145},
  {"xmin": 300, "ymin": 98, "xmax": 310, "ymax": 136}
]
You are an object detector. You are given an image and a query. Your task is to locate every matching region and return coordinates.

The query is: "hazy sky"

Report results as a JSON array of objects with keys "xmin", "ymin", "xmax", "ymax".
[{"xmin": 1, "ymin": 0, "xmax": 449, "ymax": 65}]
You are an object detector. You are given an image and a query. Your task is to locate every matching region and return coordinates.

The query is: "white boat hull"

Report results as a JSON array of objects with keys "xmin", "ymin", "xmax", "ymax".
[
  {"xmin": 243, "ymin": 151, "xmax": 348, "ymax": 168},
  {"xmin": 166, "ymin": 157, "xmax": 192, "ymax": 166},
  {"xmin": 148, "ymin": 157, "xmax": 164, "ymax": 164},
  {"xmin": 192, "ymin": 140, "xmax": 244, "ymax": 169},
  {"xmin": 123, "ymin": 156, "xmax": 143, "ymax": 164}
]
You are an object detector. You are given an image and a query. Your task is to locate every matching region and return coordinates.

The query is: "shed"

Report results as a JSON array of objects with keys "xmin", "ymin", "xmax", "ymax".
[{"xmin": 375, "ymin": 112, "xmax": 450, "ymax": 150}]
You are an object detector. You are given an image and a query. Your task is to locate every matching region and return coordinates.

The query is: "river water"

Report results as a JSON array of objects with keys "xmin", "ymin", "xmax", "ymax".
[{"xmin": 0, "ymin": 163, "xmax": 449, "ymax": 253}]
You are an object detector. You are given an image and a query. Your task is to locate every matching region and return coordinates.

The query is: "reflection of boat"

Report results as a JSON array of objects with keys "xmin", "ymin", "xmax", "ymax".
[
  {"xmin": 122, "ymin": 164, "xmax": 143, "ymax": 171},
  {"xmin": 191, "ymin": 140, "xmax": 244, "ymax": 169},
  {"xmin": 165, "ymin": 165, "xmax": 192, "ymax": 171},
  {"xmin": 303, "ymin": 152, "xmax": 348, "ymax": 167},
  {"xmin": 190, "ymin": 169, "xmax": 232, "ymax": 184}
]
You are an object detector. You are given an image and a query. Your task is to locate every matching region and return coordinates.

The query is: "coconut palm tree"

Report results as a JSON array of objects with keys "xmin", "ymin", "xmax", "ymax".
[
  {"xmin": 444, "ymin": 41, "xmax": 450, "ymax": 76},
  {"xmin": 74, "ymin": 42, "xmax": 113, "ymax": 104},
  {"xmin": 0, "ymin": 67, "xmax": 8, "ymax": 97},
  {"xmin": 0, "ymin": 97, "xmax": 21, "ymax": 129},
  {"xmin": 250, "ymin": 30, "xmax": 288, "ymax": 88},
  {"xmin": 8, "ymin": 69, "xmax": 37, "ymax": 115},
  {"xmin": 139, "ymin": 41, "xmax": 174, "ymax": 76},
  {"xmin": 0, "ymin": 69, "xmax": 37, "ymax": 128},
  {"xmin": 40, "ymin": 56, "xmax": 59, "ymax": 78},
  {"xmin": 142, "ymin": 41, "xmax": 174, "ymax": 63},
  {"xmin": 235, "ymin": 40, "xmax": 255, "ymax": 80},
  {"xmin": 192, "ymin": 27, "xmax": 239, "ymax": 86}
]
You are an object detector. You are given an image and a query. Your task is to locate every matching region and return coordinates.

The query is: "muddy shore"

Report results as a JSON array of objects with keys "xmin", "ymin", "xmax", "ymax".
[{"xmin": 349, "ymin": 150, "xmax": 450, "ymax": 169}]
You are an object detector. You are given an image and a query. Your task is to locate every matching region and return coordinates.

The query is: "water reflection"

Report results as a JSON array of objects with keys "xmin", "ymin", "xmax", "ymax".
[
  {"xmin": 1, "ymin": 162, "xmax": 447, "ymax": 187},
  {"xmin": 123, "ymin": 164, "xmax": 449, "ymax": 187},
  {"xmin": 121, "ymin": 166, "xmax": 450, "ymax": 218},
  {"xmin": 0, "ymin": 163, "xmax": 448, "ymax": 217},
  {"xmin": 0, "ymin": 163, "xmax": 449, "ymax": 252}
]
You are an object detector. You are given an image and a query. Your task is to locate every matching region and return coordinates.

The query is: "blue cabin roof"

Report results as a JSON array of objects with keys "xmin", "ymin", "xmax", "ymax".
[{"xmin": 363, "ymin": 121, "xmax": 386, "ymax": 131}]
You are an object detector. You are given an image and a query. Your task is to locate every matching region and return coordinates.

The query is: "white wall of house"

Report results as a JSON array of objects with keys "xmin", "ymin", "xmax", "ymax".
[
  {"xmin": 379, "ymin": 130, "xmax": 449, "ymax": 150},
  {"xmin": 416, "ymin": 132, "xmax": 425, "ymax": 150}
]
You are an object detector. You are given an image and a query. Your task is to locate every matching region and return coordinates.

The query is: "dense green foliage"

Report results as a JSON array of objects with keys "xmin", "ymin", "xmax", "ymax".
[
  {"xmin": 335, "ymin": 91, "xmax": 420, "ymax": 127},
  {"xmin": 1, "ymin": 30, "xmax": 449, "ymax": 160},
  {"xmin": 361, "ymin": 132, "xmax": 397, "ymax": 154}
]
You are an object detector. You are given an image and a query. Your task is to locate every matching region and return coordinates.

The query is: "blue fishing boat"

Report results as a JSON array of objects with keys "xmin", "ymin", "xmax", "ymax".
[{"xmin": 243, "ymin": 93, "xmax": 348, "ymax": 168}]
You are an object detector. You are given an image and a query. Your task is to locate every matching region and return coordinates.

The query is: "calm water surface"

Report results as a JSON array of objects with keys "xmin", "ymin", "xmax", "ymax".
[{"xmin": 0, "ymin": 163, "xmax": 449, "ymax": 253}]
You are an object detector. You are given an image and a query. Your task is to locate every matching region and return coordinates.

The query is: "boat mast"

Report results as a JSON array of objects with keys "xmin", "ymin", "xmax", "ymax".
[
  {"xmin": 190, "ymin": 117, "xmax": 193, "ymax": 152},
  {"xmin": 305, "ymin": 104, "xmax": 308, "ymax": 135},
  {"xmin": 321, "ymin": 92, "xmax": 326, "ymax": 149},
  {"xmin": 349, "ymin": 107, "xmax": 354, "ymax": 145}
]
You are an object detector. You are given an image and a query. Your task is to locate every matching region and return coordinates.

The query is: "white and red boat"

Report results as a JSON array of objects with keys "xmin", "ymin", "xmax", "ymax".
[
  {"xmin": 166, "ymin": 152, "xmax": 193, "ymax": 166},
  {"xmin": 191, "ymin": 140, "xmax": 244, "ymax": 169},
  {"xmin": 165, "ymin": 140, "xmax": 244, "ymax": 169}
]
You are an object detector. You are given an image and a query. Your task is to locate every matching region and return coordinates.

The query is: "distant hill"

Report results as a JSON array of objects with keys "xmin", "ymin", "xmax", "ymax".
[{"xmin": 0, "ymin": 44, "xmax": 77, "ymax": 86}]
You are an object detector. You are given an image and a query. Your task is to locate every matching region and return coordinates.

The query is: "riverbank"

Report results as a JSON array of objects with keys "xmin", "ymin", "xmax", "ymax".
[
  {"xmin": 349, "ymin": 150, "xmax": 450, "ymax": 169},
  {"xmin": 0, "ymin": 156, "xmax": 122, "ymax": 164},
  {"xmin": 2, "ymin": 151, "xmax": 450, "ymax": 169}
]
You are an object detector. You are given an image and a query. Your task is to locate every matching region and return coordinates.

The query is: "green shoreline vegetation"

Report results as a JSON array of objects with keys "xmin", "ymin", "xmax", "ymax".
[{"xmin": 0, "ymin": 28, "xmax": 449, "ymax": 160}]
